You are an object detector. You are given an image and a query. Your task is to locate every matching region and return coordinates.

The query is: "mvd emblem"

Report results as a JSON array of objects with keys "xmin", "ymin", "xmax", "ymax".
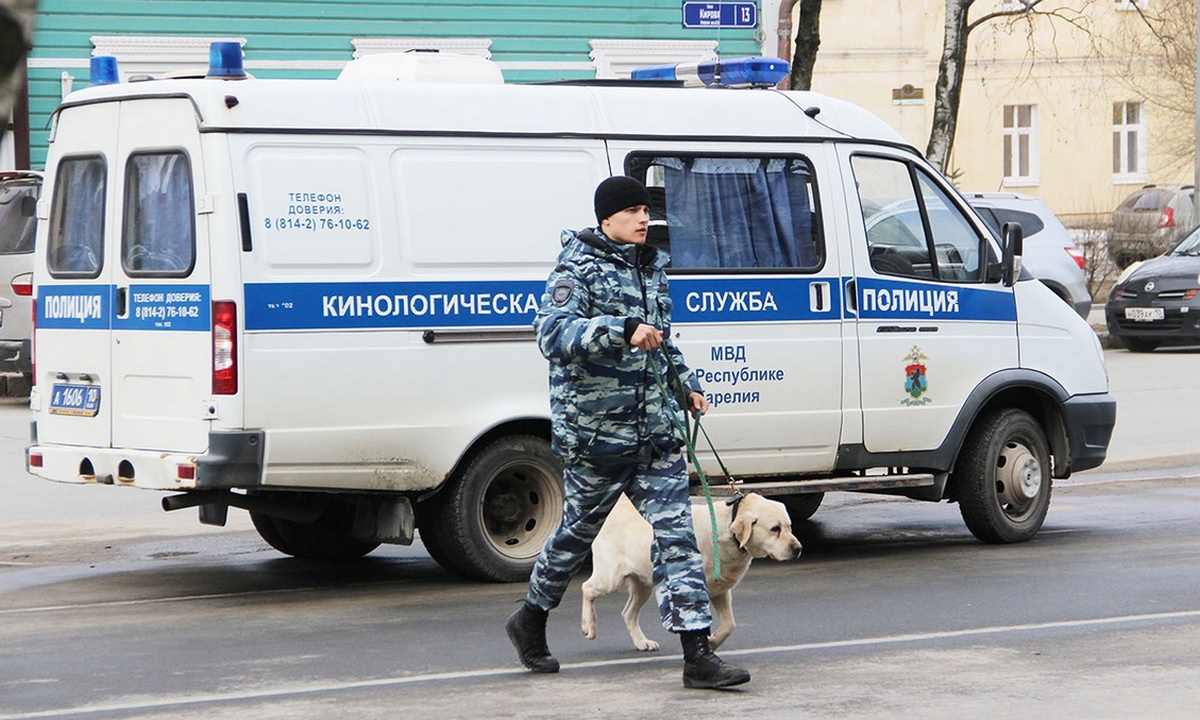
[{"xmin": 902, "ymin": 345, "xmax": 931, "ymax": 406}]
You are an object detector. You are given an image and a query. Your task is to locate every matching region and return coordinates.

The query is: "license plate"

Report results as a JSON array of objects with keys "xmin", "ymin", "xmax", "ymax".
[
  {"xmin": 1125, "ymin": 307, "xmax": 1164, "ymax": 322},
  {"xmin": 49, "ymin": 384, "xmax": 101, "ymax": 417}
]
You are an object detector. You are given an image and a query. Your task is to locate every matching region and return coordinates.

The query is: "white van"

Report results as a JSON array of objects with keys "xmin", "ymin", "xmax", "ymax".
[{"xmin": 27, "ymin": 50, "xmax": 1115, "ymax": 581}]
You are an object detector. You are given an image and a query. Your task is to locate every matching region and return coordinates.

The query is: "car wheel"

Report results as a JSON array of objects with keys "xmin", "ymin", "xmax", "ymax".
[
  {"xmin": 423, "ymin": 435, "xmax": 564, "ymax": 582},
  {"xmin": 954, "ymin": 408, "xmax": 1052, "ymax": 544},
  {"xmin": 779, "ymin": 493, "xmax": 824, "ymax": 523},
  {"xmin": 1122, "ymin": 337, "xmax": 1160, "ymax": 353}
]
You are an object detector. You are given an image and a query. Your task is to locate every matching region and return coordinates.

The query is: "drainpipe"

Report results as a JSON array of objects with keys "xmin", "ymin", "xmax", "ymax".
[{"xmin": 776, "ymin": 0, "xmax": 799, "ymax": 89}]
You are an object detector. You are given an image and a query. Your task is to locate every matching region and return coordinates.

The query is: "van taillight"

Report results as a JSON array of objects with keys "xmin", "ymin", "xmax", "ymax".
[
  {"xmin": 11, "ymin": 272, "xmax": 32, "ymax": 296},
  {"xmin": 212, "ymin": 301, "xmax": 237, "ymax": 395}
]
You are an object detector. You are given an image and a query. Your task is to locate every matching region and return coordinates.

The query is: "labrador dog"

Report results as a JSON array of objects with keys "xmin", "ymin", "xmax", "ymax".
[{"xmin": 581, "ymin": 492, "xmax": 802, "ymax": 652}]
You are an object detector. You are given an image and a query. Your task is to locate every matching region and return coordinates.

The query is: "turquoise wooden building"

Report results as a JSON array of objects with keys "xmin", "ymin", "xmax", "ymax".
[{"xmin": 15, "ymin": 0, "xmax": 763, "ymax": 169}]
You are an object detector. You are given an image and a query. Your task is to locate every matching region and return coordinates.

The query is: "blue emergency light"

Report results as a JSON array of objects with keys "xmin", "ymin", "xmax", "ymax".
[
  {"xmin": 207, "ymin": 41, "xmax": 247, "ymax": 79},
  {"xmin": 630, "ymin": 56, "xmax": 789, "ymax": 87},
  {"xmin": 89, "ymin": 56, "xmax": 120, "ymax": 86}
]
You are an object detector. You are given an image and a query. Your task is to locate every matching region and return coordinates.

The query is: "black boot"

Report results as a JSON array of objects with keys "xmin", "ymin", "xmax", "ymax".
[
  {"xmin": 505, "ymin": 601, "xmax": 560, "ymax": 673},
  {"xmin": 680, "ymin": 630, "xmax": 750, "ymax": 689}
]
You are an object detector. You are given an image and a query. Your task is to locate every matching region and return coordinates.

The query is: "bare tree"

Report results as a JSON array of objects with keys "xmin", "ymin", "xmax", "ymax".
[
  {"xmin": 789, "ymin": 0, "xmax": 822, "ymax": 91},
  {"xmin": 1100, "ymin": 1, "xmax": 1196, "ymax": 178},
  {"xmin": 925, "ymin": 0, "xmax": 1090, "ymax": 173}
]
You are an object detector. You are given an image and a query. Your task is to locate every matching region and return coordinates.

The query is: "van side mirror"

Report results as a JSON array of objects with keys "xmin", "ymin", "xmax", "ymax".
[{"xmin": 1001, "ymin": 221, "xmax": 1023, "ymax": 287}]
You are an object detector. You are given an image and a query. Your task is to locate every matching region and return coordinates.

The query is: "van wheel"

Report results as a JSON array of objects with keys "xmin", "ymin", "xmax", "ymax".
[
  {"xmin": 249, "ymin": 493, "xmax": 380, "ymax": 560},
  {"xmin": 425, "ymin": 435, "xmax": 563, "ymax": 582},
  {"xmin": 954, "ymin": 408, "xmax": 1052, "ymax": 544},
  {"xmin": 780, "ymin": 493, "xmax": 824, "ymax": 523}
]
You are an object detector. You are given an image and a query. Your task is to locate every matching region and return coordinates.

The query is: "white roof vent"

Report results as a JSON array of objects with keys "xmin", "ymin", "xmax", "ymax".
[{"xmin": 338, "ymin": 51, "xmax": 504, "ymax": 84}]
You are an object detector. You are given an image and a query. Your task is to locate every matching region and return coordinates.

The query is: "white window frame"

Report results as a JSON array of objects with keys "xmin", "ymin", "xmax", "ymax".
[
  {"xmin": 1002, "ymin": 104, "xmax": 1039, "ymax": 187},
  {"xmin": 1112, "ymin": 101, "xmax": 1148, "ymax": 185},
  {"xmin": 90, "ymin": 35, "xmax": 247, "ymax": 79},
  {"xmin": 588, "ymin": 39, "xmax": 717, "ymax": 79},
  {"xmin": 351, "ymin": 38, "xmax": 492, "ymax": 60}
]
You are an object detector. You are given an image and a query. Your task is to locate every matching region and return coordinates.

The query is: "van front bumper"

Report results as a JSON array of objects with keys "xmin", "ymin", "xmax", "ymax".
[
  {"xmin": 1063, "ymin": 392, "xmax": 1116, "ymax": 474},
  {"xmin": 26, "ymin": 430, "xmax": 265, "ymax": 491}
]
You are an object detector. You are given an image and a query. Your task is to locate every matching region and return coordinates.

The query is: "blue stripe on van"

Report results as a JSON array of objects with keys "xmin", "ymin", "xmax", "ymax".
[
  {"xmin": 37, "ymin": 284, "xmax": 210, "ymax": 331},
  {"xmin": 854, "ymin": 277, "xmax": 1016, "ymax": 322}
]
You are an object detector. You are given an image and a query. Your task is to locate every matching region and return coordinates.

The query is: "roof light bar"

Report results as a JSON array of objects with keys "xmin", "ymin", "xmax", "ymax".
[
  {"xmin": 207, "ymin": 41, "xmax": 247, "ymax": 80},
  {"xmin": 89, "ymin": 56, "xmax": 120, "ymax": 86},
  {"xmin": 630, "ymin": 56, "xmax": 789, "ymax": 88}
]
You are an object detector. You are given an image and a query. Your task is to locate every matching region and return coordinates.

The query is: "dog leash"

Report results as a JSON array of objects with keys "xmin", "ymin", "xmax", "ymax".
[{"xmin": 646, "ymin": 344, "xmax": 744, "ymax": 581}]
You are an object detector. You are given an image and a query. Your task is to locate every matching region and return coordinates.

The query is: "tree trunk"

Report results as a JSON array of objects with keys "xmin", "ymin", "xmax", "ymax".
[
  {"xmin": 789, "ymin": 0, "xmax": 823, "ymax": 91},
  {"xmin": 926, "ymin": 0, "xmax": 972, "ymax": 173}
]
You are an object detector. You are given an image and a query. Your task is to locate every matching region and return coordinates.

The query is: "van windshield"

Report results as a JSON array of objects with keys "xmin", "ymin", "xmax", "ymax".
[
  {"xmin": 0, "ymin": 180, "xmax": 38, "ymax": 255},
  {"xmin": 629, "ymin": 155, "xmax": 823, "ymax": 272}
]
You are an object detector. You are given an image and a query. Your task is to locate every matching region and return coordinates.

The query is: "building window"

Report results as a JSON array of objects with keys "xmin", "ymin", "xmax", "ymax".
[
  {"xmin": 1112, "ymin": 101, "xmax": 1147, "ymax": 183},
  {"xmin": 1002, "ymin": 104, "xmax": 1038, "ymax": 186}
]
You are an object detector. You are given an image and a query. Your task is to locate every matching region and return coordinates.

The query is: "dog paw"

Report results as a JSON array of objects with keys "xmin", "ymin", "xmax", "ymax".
[
  {"xmin": 633, "ymin": 639, "xmax": 659, "ymax": 652},
  {"xmin": 582, "ymin": 624, "xmax": 596, "ymax": 640}
]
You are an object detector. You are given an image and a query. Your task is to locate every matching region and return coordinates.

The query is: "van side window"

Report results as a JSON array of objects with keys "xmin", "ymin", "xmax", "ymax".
[
  {"xmin": 47, "ymin": 156, "xmax": 106, "ymax": 277},
  {"xmin": 122, "ymin": 152, "xmax": 195, "ymax": 276},
  {"xmin": 852, "ymin": 155, "xmax": 981, "ymax": 283},
  {"xmin": 628, "ymin": 155, "xmax": 823, "ymax": 272}
]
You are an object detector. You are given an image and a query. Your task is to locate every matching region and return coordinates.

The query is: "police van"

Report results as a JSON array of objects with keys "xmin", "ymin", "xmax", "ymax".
[{"xmin": 26, "ymin": 46, "xmax": 1115, "ymax": 581}]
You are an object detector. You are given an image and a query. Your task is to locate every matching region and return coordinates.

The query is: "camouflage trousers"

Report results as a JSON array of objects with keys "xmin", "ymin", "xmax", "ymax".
[{"xmin": 525, "ymin": 451, "xmax": 712, "ymax": 633}]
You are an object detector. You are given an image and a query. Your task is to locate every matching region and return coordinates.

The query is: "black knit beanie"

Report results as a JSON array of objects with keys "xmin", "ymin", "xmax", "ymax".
[{"xmin": 594, "ymin": 176, "xmax": 651, "ymax": 224}]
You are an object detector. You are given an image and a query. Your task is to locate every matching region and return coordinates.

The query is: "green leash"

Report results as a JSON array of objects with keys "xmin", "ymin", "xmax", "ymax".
[{"xmin": 646, "ymin": 347, "xmax": 742, "ymax": 582}]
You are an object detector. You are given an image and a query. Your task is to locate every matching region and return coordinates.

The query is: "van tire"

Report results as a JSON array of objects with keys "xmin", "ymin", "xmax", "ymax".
[
  {"xmin": 955, "ymin": 408, "xmax": 1052, "ymax": 544},
  {"xmin": 249, "ymin": 493, "xmax": 380, "ymax": 560},
  {"xmin": 780, "ymin": 493, "xmax": 824, "ymax": 523},
  {"xmin": 425, "ymin": 435, "xmax": 563, "ymax": 582}
]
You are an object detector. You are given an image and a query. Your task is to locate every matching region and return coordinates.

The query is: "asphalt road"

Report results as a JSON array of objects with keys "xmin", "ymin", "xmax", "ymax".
[{"xmin": 1, "ymin": 344, "xmax": 1198, "ymax": 719}]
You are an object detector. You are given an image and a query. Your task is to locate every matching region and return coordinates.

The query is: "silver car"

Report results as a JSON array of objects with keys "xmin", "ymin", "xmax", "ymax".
[
  {"xmin": 0, "ymin": 171, "xmax": 40, "ymax": 377},
  {"xmin": 1109, "ymin": 184, "xmax": 1195, "ymax": 269},
  {"xmin": 963, "ymin": 192, "xmax": 1091, "ymax": 319}
]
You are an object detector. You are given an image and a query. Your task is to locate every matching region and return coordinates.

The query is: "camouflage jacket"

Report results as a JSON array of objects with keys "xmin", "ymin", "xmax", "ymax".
[{"xmin": 534, "ymin": 227, "xmax": 702, "ymax": 461}]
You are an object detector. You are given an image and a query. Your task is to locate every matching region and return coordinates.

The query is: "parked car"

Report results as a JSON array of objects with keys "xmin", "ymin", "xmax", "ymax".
[
  {"xmin": 963, "ymin": 192, "xmax": 1091, "ymax": 319},
  {"xmin": 0, "ymin": 171, "xmax": 40, "ymax": 377},
  {"xmin": 1105, "ymin": 225, "xmax": 1200, "ymax": 352},
  {"xmin": 1109, "ymin": 183, "xmax": 1195, "ymax": 270}
]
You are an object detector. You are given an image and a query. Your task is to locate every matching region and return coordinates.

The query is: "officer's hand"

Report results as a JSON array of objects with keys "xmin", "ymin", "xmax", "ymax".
[
  {"xmin": 629, "ymin": 323, "xmax": 663, "ymax": 350},
  {"xmin": 688, "ymin": 392, "xmax": 709, "ymax": 416}
]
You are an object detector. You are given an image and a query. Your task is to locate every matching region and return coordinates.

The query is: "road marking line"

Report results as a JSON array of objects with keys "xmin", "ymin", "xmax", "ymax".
[
  {"xmin": 1, "ymin": 608, "xmax": 1198, "ymax": 719},
  {"xmin": 0, "ymin": 586, "xmax": 322, "ymax": 615}
]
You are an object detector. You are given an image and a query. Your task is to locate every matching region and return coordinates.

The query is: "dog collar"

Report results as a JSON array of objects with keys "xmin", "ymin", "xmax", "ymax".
[{"xmin": 725, "ymin": 492, "xmax": 745, "ymax": 522}]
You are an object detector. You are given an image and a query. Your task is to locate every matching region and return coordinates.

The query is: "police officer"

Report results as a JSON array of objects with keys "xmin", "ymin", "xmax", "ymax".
[{"xmin": 505, "ymin": 176, "xmax": 750, "ymax": 689}]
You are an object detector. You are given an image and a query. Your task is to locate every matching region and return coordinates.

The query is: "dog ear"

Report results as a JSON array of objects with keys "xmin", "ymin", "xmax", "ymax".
[{"xmin": 730, "ymin": 513, "xmax": 756, "ymax": 550}]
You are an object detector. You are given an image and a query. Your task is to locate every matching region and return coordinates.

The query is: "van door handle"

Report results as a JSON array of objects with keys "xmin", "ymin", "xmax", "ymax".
[
  {"xmin": 845, "ymin": 278, "xmax": 857, "ymax": 314},
  {"xmin": 116, "ymin": 286, "xmax": 127, "ymax": 318}
]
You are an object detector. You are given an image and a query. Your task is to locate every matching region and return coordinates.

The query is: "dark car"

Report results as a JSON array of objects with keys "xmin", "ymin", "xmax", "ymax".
[{"xmin": 1106, "ymin": 225, "xmax": 1200, "ymax": 352}]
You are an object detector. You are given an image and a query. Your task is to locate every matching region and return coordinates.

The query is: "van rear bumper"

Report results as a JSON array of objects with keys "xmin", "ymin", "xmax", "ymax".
[
  {"xmin": 26, "ymin": 430, "xmax": 265, "ymax": 491},
  {"xmin": 1063, "ymin": 392, "xmax": 1116, "ymax": 474}
]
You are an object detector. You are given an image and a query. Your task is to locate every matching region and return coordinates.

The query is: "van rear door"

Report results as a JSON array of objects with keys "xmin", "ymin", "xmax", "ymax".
[
  {"xmin": 109, "ymin": 98, "xmax": 212, "ymax": 453},
  {"xmin": 37, "ymin": 103, "xmax": 120, "ymax": 449},
  {"xmin": 37, "ymin": 97, "xmax": 212, "ymax": 455}
]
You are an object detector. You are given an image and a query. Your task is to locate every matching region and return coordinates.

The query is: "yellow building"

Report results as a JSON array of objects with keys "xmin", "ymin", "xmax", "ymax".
[{"xmin": 763, "ymin": 0, "xmax": 1193, "ymax": 226}]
